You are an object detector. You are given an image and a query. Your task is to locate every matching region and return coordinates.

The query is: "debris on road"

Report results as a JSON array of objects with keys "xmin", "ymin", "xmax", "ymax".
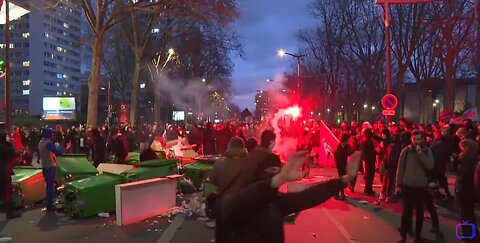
[
  {"xmin": 98, "ymin": 213, "xmax": 109, "ymax": 218},
  {"xmin": 358, "ymin": 200, "xmax": 368, "ymax": 204},
  {"xmin": 197, "ymin": 217, "xmax": 210, "ymax": 222},
  {"xmin": 205, "ymin": 221, "xmax": 215, "ymax": 229},
  {"xmin": 0, "ymin": 237, "xmax": 12, "ymax": 243},
  {"xmin": 362, "ymin": 215, "xmax": 370, "ymax": 219}
]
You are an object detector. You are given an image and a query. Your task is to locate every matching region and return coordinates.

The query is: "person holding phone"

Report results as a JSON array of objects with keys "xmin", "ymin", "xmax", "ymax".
[{"xmin": 396, "ymin": 130, "xmax": 434, "ymax": 243}]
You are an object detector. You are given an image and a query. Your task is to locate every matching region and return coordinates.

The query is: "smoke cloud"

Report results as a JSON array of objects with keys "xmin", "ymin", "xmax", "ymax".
[{"xmin": 147, "ymin": 66, "xmax": 228, "ymax": 119}]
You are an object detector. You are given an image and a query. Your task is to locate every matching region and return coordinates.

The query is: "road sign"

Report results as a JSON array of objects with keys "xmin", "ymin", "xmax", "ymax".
[
  {"xmin": 381, "ymin": 94, "xmax": 398, "ymax": 110},
  {"xmin": 382, "ymin": 109, "xmax": 396, "ymax": 116}
]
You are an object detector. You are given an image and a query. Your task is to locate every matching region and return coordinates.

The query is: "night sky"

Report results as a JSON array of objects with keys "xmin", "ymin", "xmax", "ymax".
[{"xmin": 230, "ymin": 0, "xmax": 316, "ymax": 111}]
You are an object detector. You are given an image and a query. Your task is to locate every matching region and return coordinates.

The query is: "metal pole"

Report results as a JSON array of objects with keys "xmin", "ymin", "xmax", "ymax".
[
  {"xmin": 297, "ymin": 57, "xmax": 301, "ymax": 103},
  {"xmin": 5, "ymin": 0, "xmax": 11, "ymax": 131},
  {"xmin": 384, "ymin": 3, "xmax": 394, "ymax": 123},
  {"xmin": 385, "ymin": 3, "xmax": 392, "ymax": 95},
  {"xmin": 107, "ymin": 79, "xmax": 111, "ymax": 127},
  {"xmin": 476, "ymin": 0, "xmax": 479, "ymax": 81}
]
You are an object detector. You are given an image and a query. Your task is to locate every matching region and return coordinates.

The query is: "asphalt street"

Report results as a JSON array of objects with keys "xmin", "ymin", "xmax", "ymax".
[{"xmin": 0, "ymin": 168, "xmax": 472, "ymax": 243}]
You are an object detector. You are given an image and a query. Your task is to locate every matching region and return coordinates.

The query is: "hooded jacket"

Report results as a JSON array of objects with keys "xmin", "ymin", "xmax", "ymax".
[{"xmin": 38, "ymin": 128, "xmax": 64, "ymax": 168}]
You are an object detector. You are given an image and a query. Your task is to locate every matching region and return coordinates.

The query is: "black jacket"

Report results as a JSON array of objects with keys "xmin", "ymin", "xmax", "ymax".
[
  {"xmin": 360, "ymin": 138, "xmax": 376, "ymax": 164},
  {"xmin": 334, "ymin": 143, "xmax": 350, "ymax": 175},
  {"xmin": 431, "ymin": 138, "xmax": 452, "ymax": 174},
  {"xmin": 456, "ymin": 153, "xmax": 478, "ymax": 194},
  {"xmin": 0, "ymin": 143, "xmax": 18, "ymax": 181},
  {"xmin": 216, "ymin": 178, "xmax": 347, "ymax": 242},
  {"xmin": 93, "ymin": 135, "xmax": 107, "ymax": 166}
]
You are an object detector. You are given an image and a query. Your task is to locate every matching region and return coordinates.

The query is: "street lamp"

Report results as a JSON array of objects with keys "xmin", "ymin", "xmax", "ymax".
[
  {"xmin": 168, "ymin": 48, "xmax": 175, "ymax": 55},
  {"xmin": 363, "ymin": 104, "xmax": 368, "ymax": 109},
  {"xmin": 435, "ymin": 99, "xmax": 439, "ymax": 104},
  {"xmin": 202, "ymin": 78, "xmax": 206, "ymax": 83},
  {"xmin": 277, "ymin": 49, "xmax": 305, "ymax": 102}
]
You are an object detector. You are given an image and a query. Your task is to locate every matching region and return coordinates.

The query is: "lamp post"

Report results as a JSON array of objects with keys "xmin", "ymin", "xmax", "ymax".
[
  {"xmin": 278, "ymin": 49, "xmax": 305, "ymax": 102},
  {"xmin": 4, "ymin": 0, "xmax": 11, "ymax": 131},
  {"xmin": 199, "ymin": 78, "xmax": 206, "ymax": 121}
]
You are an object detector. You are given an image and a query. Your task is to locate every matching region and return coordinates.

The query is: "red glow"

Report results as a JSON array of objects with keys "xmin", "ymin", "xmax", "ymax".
[{"xmin": 285, "ymin": 105, "xmax": 301, "ymax": 120}]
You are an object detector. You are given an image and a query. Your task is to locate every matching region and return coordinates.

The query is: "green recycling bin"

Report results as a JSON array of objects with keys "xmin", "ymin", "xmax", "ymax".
[
  {"xmin": 194, "ymin": 155, "xmax": 222, "ymax": 165},
  {"xmin": 56, "ymin": 154, "xmax": 98, "ymax": 185},
  {"xmin": 128, "ymin": 152, "xmax": 140, "ymax": 162},
  {"xmin": 122, "ymin": 159, "xmax": 178, "ymax": 182},
  {"xmin": 128, "ymin": 151, "xmax": 168, "ymax": 163},
  {"xmin": 203, "ymin": 181, "xmax": 217, "ymax": 198},
  {"xmin": 63, "ymin": 172, "xmax": 125, "ymax": 218},
  {"xmin": 184, "ymin": 162, "xmax": 213, "ymax": 188},
  {"xmin": 10, "ymin": 166, "xmax": 46, "ymax": 207}
]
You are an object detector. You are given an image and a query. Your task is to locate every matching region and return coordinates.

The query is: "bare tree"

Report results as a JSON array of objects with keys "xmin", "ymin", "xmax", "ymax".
[
  {"xmin": 121, "ymin": 0, "xmax": 239, "ymax": 125},
  {"xmin": 409, "ymin": 28, "xmax": 444, "ymax": 123},
  {"xmin": 390, "ymin": 4, "xmax": 428, "ymax": 117},
  {"xmin": 79, "ymin": 0, "xmax": 160, "ymax": 127},
  {"xmin": 298, "ymin": 0, "xmax": 348, "ymax": 116},
  {"xmin": 427, "ymin": 0, "xmax": 475, "ymax": 112}
]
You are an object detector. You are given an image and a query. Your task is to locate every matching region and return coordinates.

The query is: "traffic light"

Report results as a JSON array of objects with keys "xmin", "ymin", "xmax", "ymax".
[{"xmin": 0, "ymin": 59, "xmax": 5, "ymax": 78}]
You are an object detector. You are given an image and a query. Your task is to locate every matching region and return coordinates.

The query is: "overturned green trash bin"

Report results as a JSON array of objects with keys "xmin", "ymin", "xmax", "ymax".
[
  {"xmin": 63, "ymin": 172, "xmax": 125, "ymax": 218},
  {"xmin": 128, "ymin": 151, "xmax": 168, "ymax": 164},
  {"xmin": 184, "ymin": 162, "xmax": 213, "ymax": 188},
  {"xmin": 10, "ymin": 166, "xmax": 46, "ymax": 207},
  {"xmin": 203, "ymin": 181, "xmax": 217, "ymax": 198},
  {"xmin": 56, "ymin": 154, "xmax": 97, "ymax": 185},
  {"xmin": 122, "ymin": 159, "xmax": 178, "ymax": 182}
]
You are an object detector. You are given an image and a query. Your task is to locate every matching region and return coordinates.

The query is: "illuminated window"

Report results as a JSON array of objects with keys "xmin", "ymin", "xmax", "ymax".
[
  {"xmin": 44, "ymin": 33, "xmax": 50, "ymax": 38},
  {"xmin": 22, "ymin": 80, "xmax": 30, "ymax": 86},
  {"xmin": 63, "ymin": 23, "xmax": 69, "ymax": 29},
  {"xmin": 56, "ymin": 73, "xmax": 63, "ymax": 79},
  {"xmin": 9, "ymin": 44, "xmax": 13, "ymax": 48},
  {"xmin": 57, "ymin": 46, "xmax": 64, "ymax": 52},
  {"xmin": 22, "ymin": 32, "xmax": 29, "ymax": 38},
  {"xmin": 151, "ymin": 28, "xmax": 160, "ymax": 34},
  {"xmin": 0, "ymin": 44, "xmax": 5, "ymax": 48},
  {"xmin": 22, "ymin": 90, "xmax": 29, "ymax": 95},
  {"xmin": 22, "ymin": 61, "xmax": 30, "ymax": 67}
]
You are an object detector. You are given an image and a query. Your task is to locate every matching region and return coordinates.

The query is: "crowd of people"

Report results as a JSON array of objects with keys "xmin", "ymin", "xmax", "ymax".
[
  {"xmin": 1, "ymin": 117, "xmax": 480, "ymax": 242},
  {"xmin": 330, "ymin": 118, "xmax": 480, "ymax": 242}
]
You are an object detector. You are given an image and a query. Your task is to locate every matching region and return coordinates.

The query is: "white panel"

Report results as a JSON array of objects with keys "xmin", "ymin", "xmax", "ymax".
[
  {"xmin": 116, "ymin": 175, "xmax": 182, "ymax": 226},
  {"xmin": 97, "ymin": 163, "xmax": 134, "ymax": 175}
]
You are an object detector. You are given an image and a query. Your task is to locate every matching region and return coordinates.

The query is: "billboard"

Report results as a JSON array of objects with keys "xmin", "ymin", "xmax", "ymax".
[
  {"xmin": 172, "ymin": 111, "xmax": 185, "ymax": 121},
  {"xmin": 376, "ymin": 0, "xmax": 443, "ymax": 3},
  {"xmin": 42, "ymin": 97, "xmax": 76, "ymax": 120}
]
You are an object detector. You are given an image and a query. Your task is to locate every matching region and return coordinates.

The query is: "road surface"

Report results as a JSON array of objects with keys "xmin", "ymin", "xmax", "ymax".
[{"xmin": 0, "ymin": 168, "xmax": 470, "ymax": 243}]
